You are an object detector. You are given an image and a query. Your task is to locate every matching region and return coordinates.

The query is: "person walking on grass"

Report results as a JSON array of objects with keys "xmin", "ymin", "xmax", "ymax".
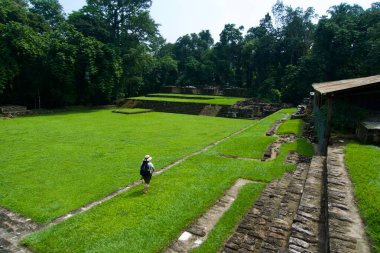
[{"xmin": 140, "ymin": 155, "xmax": 155, "ymax": 194}]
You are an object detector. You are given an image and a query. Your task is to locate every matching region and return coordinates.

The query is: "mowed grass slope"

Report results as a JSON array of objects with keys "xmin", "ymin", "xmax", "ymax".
[
  {"xmin": 215, "ymin": 108, "xmax": 297, "ymax": 158},
  {"xmin": 24, "ymin": 109, "xmax": 314, "ymax": 253},
  {"xmin": 345, "ymin": 143, "xmax": 380, "ymax": 252},
  {"xmin": 0, "ymin": 109, "xmax": 252, "ymax": 223},
  {"xmin": 277, "ymin": 119, "xmax": 303, "ymax": 136},
  {"xmin": 130, "ymin": 93, "xmax": 246, "ymax": 105}
]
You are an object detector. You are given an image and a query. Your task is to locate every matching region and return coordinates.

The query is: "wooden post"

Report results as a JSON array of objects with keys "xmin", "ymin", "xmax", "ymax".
[{"xmin": 323, "ymin": 95, "xmax": 333, "ymax": 155}]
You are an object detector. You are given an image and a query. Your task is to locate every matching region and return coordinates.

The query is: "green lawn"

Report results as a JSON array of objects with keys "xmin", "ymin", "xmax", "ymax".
[
  {"xmin": 215, "ymin": 108, "xmax": 297, "ymax": 159},
  {"xmin": 277, "ymin": 119, "xmax": 303, "ymax": 136},
  {"xmin": 130, "ymin": 93, "xmax": 246, "ymax": 105},
  {"xmin": 0, "ymin": 109, "xmax": 252, "ymax": 223},
  {"xmin": 23, "ymin": 109, "xmax": 314, "ymax": 253},
  {"xmin": 345, "ymin": 143, "xmax": 380, "ymax": 252}
]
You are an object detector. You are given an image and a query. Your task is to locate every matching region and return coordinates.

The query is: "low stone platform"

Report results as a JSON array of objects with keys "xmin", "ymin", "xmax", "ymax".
[
  {"xmin": 0, "ymin": 106, "xmax": 30, "ymax": 117},
  {"xmin": 121, "ymin": 99, "xmax": 231, "ymax": 117},
  {"xmin": 327, "ymin": 146, "xmax": 370, "ymax": 253},
  {"xmin": 288, "ymin": 156, "xmax": 325, "ymax": 253},
  {"xmin": 119, "ymin": 99, "xmax": 285, "ymax": 119}
]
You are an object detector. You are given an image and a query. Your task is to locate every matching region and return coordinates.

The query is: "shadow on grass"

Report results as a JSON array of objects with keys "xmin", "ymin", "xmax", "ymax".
[{"xmin": 126, "ymin": 189, "xmax": 145, "ymax": 198}]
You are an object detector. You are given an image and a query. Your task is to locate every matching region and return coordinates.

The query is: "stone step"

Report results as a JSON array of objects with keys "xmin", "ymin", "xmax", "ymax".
[
  {"xmin": 288, "ymin": 156, "xmax": 326, "ymax": 253},
  {"xmin": 327, "ymin": 146, "xmax": 370, "ymax": 253},
  {"xmin": 259, "ymin": 162, "xmax": 310, "ymax": 252},
  {"xmin": 222, "ymin": 169, "xmax": 295, "ymax": 252},
  {"xmin": 0, "ymin": 207, "xmax": 38, "ymax": 253}
]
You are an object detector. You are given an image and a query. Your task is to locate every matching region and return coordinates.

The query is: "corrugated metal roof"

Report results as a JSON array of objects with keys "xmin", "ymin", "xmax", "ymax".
[
  {"xmin": 312, "ymin": 75, "xmax": 380, "ymax": 94},
  {"xmin": 362, "ymin": 121, "xmax": 380, "ymax": 130}
]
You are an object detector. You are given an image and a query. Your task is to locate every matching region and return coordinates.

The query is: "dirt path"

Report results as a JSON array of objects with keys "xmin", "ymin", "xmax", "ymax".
[{"xmin": 165, "ymin": 179, "xmax": 261, "ymax": 253}]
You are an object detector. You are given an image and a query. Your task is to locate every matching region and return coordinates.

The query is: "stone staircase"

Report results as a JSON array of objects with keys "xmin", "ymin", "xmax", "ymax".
[
  {"xmin": 0, "ymin": 207, "xmax": 38, "ymax": 253},
  {"xmin": 222, "ymin": 159, "xmax": 314, "ymax": 253},
  {"xmin": 223, "ymin": 147, "xmax": 371, "ymax": 253},
  {"xmin": 288, "ymin": 156, "xmax": 326, "ymax": 253},
  {"xmin": 327, "ymin": 146, "xmax": 370, "ymax": 253}
]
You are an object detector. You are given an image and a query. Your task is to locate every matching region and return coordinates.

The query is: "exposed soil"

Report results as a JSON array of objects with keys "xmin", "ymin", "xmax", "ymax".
[{"xmin": 262, "ymin": 134, "xmax": 297, "ymax": 161}]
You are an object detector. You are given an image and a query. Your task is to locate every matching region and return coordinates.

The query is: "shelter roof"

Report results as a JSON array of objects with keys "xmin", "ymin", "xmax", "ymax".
[
  {"xmin": 362, "ymin": 121, "xmax": 380, "ymax": 130},
  {"xmin": 312, "ymin": 75, "xmax": 380, "ymax": 95}
]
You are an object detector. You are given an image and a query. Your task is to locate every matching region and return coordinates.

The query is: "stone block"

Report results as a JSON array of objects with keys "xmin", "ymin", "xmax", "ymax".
[
  {"xmin": 289, "ymin": 237, "xmax": 310, "ymax": 249},
  {"xmin": 225, "ymin": 242, "xmax": 240, "ymax": 250}
]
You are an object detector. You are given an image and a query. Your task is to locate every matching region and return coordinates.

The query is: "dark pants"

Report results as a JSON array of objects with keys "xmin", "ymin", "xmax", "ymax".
[{"xmin": 142, "ymin": 174, "xmax": 152, "ymax": 184}]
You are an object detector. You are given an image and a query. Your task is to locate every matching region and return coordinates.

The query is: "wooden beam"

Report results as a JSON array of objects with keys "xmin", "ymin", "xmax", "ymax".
[{"xmin": 322, "ymin": 96, "xmax": 333, "ymax": 155}]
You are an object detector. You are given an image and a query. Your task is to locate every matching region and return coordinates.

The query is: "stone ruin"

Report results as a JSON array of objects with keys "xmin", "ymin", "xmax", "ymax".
[
  {"xmin": 0, "ymin": 105, "xmax": 30, "ymax": 118},
  {"xmin": 160, "ymin": 86, "xmax": 248, "ymax": 97},
  {"xmin": 121, "ymin": 97, "xmax": 291, "ymax": 120},
  {"xmin": 291, "ymin": 97, "xmax": 312, "ymax": 119},
  {"xmin": 225, "ymin": 98, "xmax": 292, "ymax": 119}
]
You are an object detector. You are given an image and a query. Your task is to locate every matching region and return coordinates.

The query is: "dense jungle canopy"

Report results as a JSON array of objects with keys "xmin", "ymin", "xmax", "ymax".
[{"xmin": 1, "ymin": 0, "xmax": 380, "ymax": 107}]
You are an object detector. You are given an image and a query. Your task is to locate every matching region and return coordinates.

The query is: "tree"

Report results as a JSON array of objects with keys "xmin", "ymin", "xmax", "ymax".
[
  {"xmin": 214, "ymin": 24, "xmax": 244, "ymax": 86},
  {"xmin": 29, "ymin": 0, "xmax": 65, "ymax": 28},
  {"xmin": 173, "ymin": 30, "xmax": 215, "ymax": 85},
  {"xmin": 244, "ymin": 14, "xmax": 277, "ymax": 98}
]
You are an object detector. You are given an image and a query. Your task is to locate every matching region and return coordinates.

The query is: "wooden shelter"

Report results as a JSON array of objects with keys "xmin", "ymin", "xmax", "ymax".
[{"xmin": 312, "ymin": 75, "xmax": 380, "ymax": 154}]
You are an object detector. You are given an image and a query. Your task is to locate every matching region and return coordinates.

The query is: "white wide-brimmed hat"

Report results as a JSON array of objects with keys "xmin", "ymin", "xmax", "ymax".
[{"xmin": 144, "ymin": 155, "xmax": 152, "ymax": 161}]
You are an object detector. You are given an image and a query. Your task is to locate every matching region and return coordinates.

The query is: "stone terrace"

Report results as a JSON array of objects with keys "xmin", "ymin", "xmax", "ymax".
[{"xmin": 222, "ymin": 147, "xmax": 371, "ymax": 253}]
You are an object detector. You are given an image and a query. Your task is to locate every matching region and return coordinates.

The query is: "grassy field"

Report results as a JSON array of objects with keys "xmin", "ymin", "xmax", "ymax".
[
  {"xmin": 0, "ymin": 109, "xmax": 252, "ymax": 223},
  {"xmin": 345, "ymin": 143, "xmax": 380, "ymax": 252},
  {"xmin": 277, "ymin": 119, "xmax": 303, "ymax": 136},
  {"xmin": 23, "ymin": 109, "xmax": 314, "ymax": 252},
  {"xmin": 130, "ymin": 93, "xmax": 246, "ymax": 105}
]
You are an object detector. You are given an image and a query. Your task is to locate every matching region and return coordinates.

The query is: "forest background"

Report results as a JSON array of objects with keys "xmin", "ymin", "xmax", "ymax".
[{"xmin": 1, "ymin": 0, "xmax": 380, "ymax": 108}]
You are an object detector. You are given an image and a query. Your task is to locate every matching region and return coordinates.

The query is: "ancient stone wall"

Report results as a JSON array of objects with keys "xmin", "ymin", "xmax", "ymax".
[
  {"xmin": 121, "ymin": 99, "xmax": 231, "ymax": 116},
  {"xmin": 120, "ymin": 99, "xmax": 284, "ymax": 119},
  {"xmin": 160, "ymin": 86, "xmax": 248, "ymax": 97}
]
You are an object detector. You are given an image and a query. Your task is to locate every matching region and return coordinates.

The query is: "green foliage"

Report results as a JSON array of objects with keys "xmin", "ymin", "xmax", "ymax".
[
  {"xmin": 330, "ymin": 101, "xmax": 369, "ymax": 132},
  {"xmin": 345, "ymin": 143, "xmax": 380, "ymax": 252},
  {"xmin": 173, "ymin": 30, "xmax": 215, "ymax": 85},
  {"xmin": 2, "ymin": 1, "xmax": 380, "ymax": 107},
  {"xmin": 29, "ymin": 0, "xmax": 64, "ymax": 28},
  {"xmin": 0, "ymin": 109, "xmax": 252, "ymax": 223}
]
